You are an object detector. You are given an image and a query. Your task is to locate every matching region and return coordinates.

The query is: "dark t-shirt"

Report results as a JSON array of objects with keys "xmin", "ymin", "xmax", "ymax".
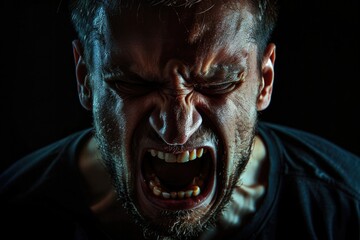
[{"xmin": 1, "ymin": 122, "xmax": 359, "ymax": 239}]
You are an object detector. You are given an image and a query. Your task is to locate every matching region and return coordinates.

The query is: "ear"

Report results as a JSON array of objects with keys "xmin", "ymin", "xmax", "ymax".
[
  {"xmin": 257, "ymin": 43, "xmax": 276, "ymax": 111},
  {"xmin": 72, "ymin": 40, "xmax": 92, "ymax": 110}
]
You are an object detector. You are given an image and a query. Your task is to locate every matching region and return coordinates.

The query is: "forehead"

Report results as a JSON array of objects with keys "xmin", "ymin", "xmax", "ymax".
[{"xmin": 97, "ymin": 1, "xmax": 257, "ymax": 74}]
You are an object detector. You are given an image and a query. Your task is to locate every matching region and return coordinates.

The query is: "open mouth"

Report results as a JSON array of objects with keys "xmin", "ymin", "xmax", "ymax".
[{"xmin": 140, "ymin": 147, "xmax": 216, "ymax": 210}]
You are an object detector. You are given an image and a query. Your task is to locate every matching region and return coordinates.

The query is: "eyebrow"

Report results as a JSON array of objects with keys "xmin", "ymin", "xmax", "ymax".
[
  {"xmin": 101, "ymin": 67, "xmax": 123, "ymax": 80},
  {"xmin": 103, "ymin": 65, "xmax": 125, "ymax": 73},
  {"xmin": 102, "ymin": 66, "xmax": 161, "ymax": 84},
  {"xmin": 199, "ymin": 64, "xmax": 243, "ymax": 82},
  {"xmin": 102, "ymin": 66, "xmax": 139, "ymax": 82}
]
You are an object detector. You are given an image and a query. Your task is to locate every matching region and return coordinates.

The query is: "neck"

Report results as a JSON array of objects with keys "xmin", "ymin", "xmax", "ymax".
[
  {"xmin": 78, "ymin": 136, "xmax": 145, "ymax": 239},
  {"xmin": 218, "ymin": 135, "xmax": 269, "ymax": 229}
]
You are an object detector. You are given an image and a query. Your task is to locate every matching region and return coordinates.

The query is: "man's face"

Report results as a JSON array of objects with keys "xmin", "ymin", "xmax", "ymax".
[{"xmin": 82, "ymin": 2, "xmax": 272, "ymax": 239}]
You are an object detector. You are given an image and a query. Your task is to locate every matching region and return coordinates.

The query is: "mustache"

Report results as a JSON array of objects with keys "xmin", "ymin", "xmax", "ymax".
[{"xmin": 134, "ymin": 123, "xmax": 220, "ymax": 152}]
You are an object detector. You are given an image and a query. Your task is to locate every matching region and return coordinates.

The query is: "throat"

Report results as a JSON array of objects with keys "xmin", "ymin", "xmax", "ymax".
[
  {"xmin": 78, "ymin": 136, "xmax": 114, "ymax": 205},
  {"xmin": 78, "ymin": 137, "xmax": 144, "ymax": 238},
  {"xmin": 90, "ymin": 191, "xmax": 146, "ymax": 240},
  {"xmin": 220, "ymin": 135, "xmax": 269, "ymax": 228}
]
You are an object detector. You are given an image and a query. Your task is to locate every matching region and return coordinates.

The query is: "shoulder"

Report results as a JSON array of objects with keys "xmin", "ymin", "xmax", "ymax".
[
  {"xmin": 258, "ymin": 121, "xmax": 360, "ymax": 199},
  {"xmin": 0, "ymin": 128, "xmax": 93, "ymax": 199},
  {"xmin": 258, "ymin": 121, "xmax": 356, "ymax": 156},
  {"xmin": 0, "ymin": 128, "xmax": 107, "ymax": 239},
  {"xmin": 253, "ymin": 122, "xmax": 360, "ymax": 239}
]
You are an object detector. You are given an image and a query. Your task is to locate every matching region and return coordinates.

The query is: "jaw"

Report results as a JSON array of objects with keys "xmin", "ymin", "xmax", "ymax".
[{"xmin": 132, "ymin": 133, "xmax": 226, "ymax": 228}]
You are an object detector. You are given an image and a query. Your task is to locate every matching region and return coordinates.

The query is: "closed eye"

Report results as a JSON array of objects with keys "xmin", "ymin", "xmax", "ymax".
[
  {"xmin": 193, "ymin": 69, "xmax": 245, "ymax": 95},
  {"xmin": 194, "ymin": 81, "xmax": 241, "ymax": 95},
  {"xmin": 110, "ymin": 80, "xmax": 160, "ymax": 96},
  {"xmin": 104, "ymin": 70, "xmax": 161, "ymax": 96}
]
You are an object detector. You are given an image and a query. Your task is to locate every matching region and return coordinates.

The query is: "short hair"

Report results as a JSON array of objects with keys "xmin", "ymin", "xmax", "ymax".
[{"xmin": 69, "ymin": 0, "xmax": 278, "ymax": 67}]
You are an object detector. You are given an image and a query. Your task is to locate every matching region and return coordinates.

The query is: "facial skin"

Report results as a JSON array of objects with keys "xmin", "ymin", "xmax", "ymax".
[{"xmin": 73, "ymin": 1, "xmax": 275, "ymax": 239}]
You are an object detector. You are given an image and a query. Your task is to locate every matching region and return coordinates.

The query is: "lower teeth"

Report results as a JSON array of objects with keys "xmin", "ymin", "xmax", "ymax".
[{"xmin": 148, "ymin": 176, "xmax": 202, "ymax": 199}]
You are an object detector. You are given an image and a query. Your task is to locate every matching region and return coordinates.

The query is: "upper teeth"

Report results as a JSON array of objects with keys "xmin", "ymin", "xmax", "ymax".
[{"xmin": 148, "ymin": 148, "xmax": 205, "ymax": 163}]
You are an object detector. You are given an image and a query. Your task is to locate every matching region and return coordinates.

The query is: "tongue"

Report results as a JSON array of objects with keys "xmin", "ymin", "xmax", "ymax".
[{"xmin": 151, "ymin": 158, "xmax": 202, "ymax": 191}]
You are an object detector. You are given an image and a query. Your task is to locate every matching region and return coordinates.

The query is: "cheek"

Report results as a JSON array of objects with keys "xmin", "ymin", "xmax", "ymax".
[
  {"xmin": 200, "ymin": 91, "xmax": 258, "ymax": 185},
  {"xmin": 93, "ymin": 85, "xmax": 157, "ymax": 141},
  {"xmin": 218, "ymin": 99, "xmax": 256, "ymax": 150},
  {"xmin": 92, "ymin": 86, "xmax": 127, "ymax": 138},
  {"xmin": 203, "ymin": 89, "xmax": 258, "ymax": 134},
  {"xmin": 204, "ymin": 89, "xmax": 257, "ymax": 143}
]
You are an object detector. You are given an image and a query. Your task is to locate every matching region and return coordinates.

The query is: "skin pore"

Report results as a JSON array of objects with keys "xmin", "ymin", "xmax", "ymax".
[{"xmin": 74, "ymin": 1, "xmax": 275, "ymax": 239}]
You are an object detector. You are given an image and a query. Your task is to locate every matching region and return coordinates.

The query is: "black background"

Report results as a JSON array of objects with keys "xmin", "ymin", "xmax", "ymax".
[{"xmin": 1, "ymin": 0, "xmax": 359, "ymax": 171}]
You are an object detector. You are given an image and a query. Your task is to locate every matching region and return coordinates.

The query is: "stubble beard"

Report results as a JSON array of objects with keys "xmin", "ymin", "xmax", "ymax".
[{"xmin": 92, "ymin": 114, "xmax": 257, "ymax": 240}]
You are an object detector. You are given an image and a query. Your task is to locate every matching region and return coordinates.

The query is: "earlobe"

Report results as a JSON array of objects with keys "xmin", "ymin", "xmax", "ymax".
[
  {"xmin": 72, "ymin": 40, "xmax": 92, "ymax": 110},
  {"xmin": 257, "ymin": 43, "xmax": 276, "ymax": 111}
]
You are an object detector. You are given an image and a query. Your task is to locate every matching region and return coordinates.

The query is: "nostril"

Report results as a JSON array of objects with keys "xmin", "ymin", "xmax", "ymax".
[
  {"xmin": 149, "ymin": 109, "xmax": 186, "ymax": 145},
  {"xmin": 149, "ymin": 104, "xmax": 202, "ymax": 145},
  {"xmin": 149, "ymin": 108, "xmax": 167, "ymax": 138}
]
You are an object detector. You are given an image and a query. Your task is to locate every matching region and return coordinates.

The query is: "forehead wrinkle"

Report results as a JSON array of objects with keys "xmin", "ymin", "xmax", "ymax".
[
  {"xmin": 186, "ymin": 0, "xmax": 251, "ymax": 44},
  {"xmin": 101, "ymin": 1, "xmax": 254, "ymax": 79},
  {"xmin": 188, "ymin": 5, "xmax": 253, "ymax": 75},
  {"xmin": 127, "ymin": 41, "xmax": 162, "ymax": 79},
  {"xmin": 100, "ymin": 39, "xmax": 162, "ymax": 80}
]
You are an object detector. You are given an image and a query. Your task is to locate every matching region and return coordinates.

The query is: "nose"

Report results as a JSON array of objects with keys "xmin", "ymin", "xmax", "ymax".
[
  {"xmin": 149, "ymin": 97, "xmax": 202, "ymax": 145},
  {"xmin": 149, "ymin": 59, "xmax": 202, "ymax": 145}
]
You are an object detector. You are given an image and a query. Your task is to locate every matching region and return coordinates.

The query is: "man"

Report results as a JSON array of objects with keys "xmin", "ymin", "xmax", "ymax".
[{"xmin": 1, "ymin": 0, "xmax": 359, "ymax": 239}]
